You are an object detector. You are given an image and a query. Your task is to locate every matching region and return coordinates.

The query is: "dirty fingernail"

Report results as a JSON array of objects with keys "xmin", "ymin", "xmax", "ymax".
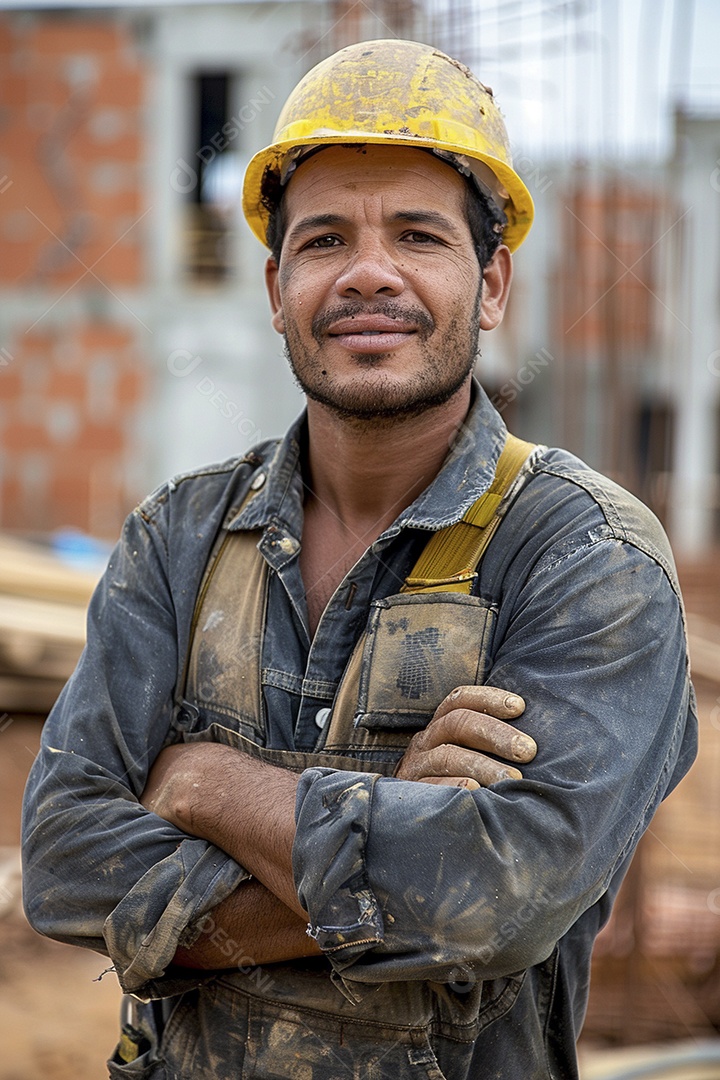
[
  {"xmin": 504, "ymin": 694, "xmax": 523, "ymax": 710},
  {"xmin": 512, "ymin": 734, "xmax": 535, "ymax": 758}
]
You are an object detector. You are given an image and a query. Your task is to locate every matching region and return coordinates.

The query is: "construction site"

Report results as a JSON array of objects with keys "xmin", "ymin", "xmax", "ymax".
[{"xmin": 0, "ymin": 1, "xmax": 719, "ymax": 1077}]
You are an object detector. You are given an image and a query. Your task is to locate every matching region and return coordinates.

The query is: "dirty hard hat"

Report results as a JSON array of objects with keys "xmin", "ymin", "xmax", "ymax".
[{"xmin": 242, "ymin": 38, "xmax": 534, "ymax": 252}]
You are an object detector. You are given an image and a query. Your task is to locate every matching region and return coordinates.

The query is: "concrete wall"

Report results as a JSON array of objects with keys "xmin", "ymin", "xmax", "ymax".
[{"xmin": 667, "ymin": 113, "xmax": 720, "ymax": 555}]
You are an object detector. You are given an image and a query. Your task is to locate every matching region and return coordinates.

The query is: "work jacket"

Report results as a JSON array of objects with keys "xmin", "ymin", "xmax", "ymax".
[{"xmin": 22, "ymin": 382, "xmax": 697, "ymax": 1079}]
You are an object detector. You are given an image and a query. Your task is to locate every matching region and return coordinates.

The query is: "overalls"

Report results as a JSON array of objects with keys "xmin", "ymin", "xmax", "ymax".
[{"xmin": 111, "ymin": 439, "xmax": 553, "ymax": 1079}]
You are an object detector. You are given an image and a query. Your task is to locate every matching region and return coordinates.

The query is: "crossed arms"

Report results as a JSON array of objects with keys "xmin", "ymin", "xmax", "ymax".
[
  {"xmin": 140, "ymin": 686, "xmax": 536, "ymax": 970},
  {"xmin": 21, "ymin": 462, "xmax": 695, "ymax": 995}
]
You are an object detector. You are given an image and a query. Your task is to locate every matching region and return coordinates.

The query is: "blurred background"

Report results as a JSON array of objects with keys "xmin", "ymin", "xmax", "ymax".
[{"xmin": 0, "ymin": 1, "xmax": 719, "ymax": 1077}]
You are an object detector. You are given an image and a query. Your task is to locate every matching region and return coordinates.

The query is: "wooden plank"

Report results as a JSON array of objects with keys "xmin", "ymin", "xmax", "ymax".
[
  {"xmin": 0, "ymin": 675, "xmax": 66, "ymax": 714},
  {"xmin": 0, "ymin": 594, "xmax": 87, "ymax": 644},
  {"xmin": 0, "ymin": 595, "xmax": 86, "ymax": 680},
  {"xmin": 0, "ymin": 536, "xmax": 100, "ymax": 605},
  {"xmin": 687, "ymin": 612, "xmax": 720, "ymax": 683}
]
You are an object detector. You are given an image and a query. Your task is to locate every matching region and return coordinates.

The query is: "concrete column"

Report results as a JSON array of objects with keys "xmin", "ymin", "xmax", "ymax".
[{"xmin": 668, "ymin": 115, "xmax": 720, "ymax": 555}]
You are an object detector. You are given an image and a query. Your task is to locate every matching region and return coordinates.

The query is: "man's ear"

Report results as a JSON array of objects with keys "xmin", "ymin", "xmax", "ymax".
[
  {"xmin": 265, "ymin": 256, "xmax": 285, "ymax": 335},
  {"xmin": 479, "ymin": 245, "xmax": 513, "ymax": 330}
]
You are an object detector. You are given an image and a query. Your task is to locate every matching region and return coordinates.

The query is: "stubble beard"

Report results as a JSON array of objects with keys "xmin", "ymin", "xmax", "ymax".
[{"xmin": 283, "ymin": 291, "xmax": 483, "ymax": 427}]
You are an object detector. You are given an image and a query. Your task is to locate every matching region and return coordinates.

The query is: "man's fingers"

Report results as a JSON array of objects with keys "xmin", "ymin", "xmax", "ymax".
[
  {"xmin": 397, "ymin": 744, "xmax": 523, "ymax": 786},
  {"xmin": 434, "ymin": 684, "xmax": 526, "ymax": 722},
  {"xmin": 395, "ymin": 684, "xmax": 535, "ymax": 788},
  {"xmin": 418, "ymin": 707, "xmax": 536, "ymax": 764}
]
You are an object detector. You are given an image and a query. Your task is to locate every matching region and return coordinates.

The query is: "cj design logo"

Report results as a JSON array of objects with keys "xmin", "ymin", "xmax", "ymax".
[
  {"xmin": 169, "ymin": 86, "xmax": 276, "ymax": 194},
  {"xmin": 167, "ymin": 348, "xmax": 204, "ymax": 378},
  {"xmin": 170, "ymin": 158, "xmax": 199, "ymax": 195},
  {"xmin": 711, "ymin": 158, "xmax": 720, "ymax": 193}
]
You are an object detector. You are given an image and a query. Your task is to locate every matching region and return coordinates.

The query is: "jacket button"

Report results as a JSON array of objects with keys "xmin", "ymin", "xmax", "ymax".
[{"xmin": 315, "ymin": 707, "xmax": 331, "ymax": 729}]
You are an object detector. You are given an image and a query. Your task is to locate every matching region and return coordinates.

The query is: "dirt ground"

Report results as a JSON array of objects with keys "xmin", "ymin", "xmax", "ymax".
[
  {"xmin": 0, "ymin": 718, "xmax": 121, "ymax": 1080},
  {"xmin": 1, "ymin": 640, "xmax": 719, "ymax": 1078}
]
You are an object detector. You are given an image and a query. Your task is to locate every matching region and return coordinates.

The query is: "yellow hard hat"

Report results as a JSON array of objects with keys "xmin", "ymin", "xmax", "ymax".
[{"xmin": 242, "ymin": 38, "xmax": 534, "ymax": 252}]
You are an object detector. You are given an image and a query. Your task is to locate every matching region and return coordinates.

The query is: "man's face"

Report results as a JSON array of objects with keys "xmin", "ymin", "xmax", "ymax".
[{"xmin": 265, "ymin": 145, "xmax": 508, "ymax": 423}]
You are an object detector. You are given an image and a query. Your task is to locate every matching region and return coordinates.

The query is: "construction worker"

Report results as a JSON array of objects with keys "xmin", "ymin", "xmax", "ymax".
[{"xmin": 23, "ymin": 39, "xmax": 696, "ymax": 1079}]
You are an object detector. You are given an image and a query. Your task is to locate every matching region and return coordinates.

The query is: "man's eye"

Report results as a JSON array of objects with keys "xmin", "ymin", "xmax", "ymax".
[
  {"xmin": 307, "ymin": 235, "xmax": 341, "ymax": 249},
  {"xmin": 403, "ymin": 231, "xmax": 440, "ymax": 245}
]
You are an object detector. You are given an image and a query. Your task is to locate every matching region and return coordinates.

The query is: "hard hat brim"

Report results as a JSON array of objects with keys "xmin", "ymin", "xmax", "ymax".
[{"xmin": 242, "ymin": 133, "xmax": 534, "ymax": 254}]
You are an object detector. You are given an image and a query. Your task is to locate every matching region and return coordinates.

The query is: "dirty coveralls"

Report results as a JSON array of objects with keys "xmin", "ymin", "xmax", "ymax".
[{"xmin": 22, "ymin": 383, "xmax": 697, "ymax": 1079}]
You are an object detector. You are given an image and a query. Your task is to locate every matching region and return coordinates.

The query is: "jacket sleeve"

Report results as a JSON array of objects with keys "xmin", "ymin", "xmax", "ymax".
[
  {"xmin": 21, "ymin": 494, "xmax": 249, "ymax": 998},
  {"xmin": 291, "ymin": 534, "xmax": 697, "ymax": 985}
]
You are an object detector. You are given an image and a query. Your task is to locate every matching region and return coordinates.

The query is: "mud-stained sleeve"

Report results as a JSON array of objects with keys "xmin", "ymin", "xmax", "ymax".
[
  {"xmin": 293, "ymin": 770, "xmax": 385, "ymax": 955},
  {"xmin": 21, "ymin": 493, "xmax": 250, "ymax": 997},
  {"xmin": 104, "ymin": 840, "xmax": 249, "ymax": 995},
  {"xmin": 292, "ymin": 538, "xmax": 697, "ymax": 985}
]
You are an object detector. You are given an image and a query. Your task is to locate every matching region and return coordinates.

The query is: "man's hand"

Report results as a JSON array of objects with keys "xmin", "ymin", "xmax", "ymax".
[{"xmin": 395, "ymin": 685, "xmax": 536, "ymax": 790}]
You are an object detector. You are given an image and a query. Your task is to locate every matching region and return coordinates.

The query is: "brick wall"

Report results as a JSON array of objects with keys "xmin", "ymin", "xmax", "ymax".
[
  {"xmin": 0, "ymin": 323, "xmax": 147, "ymax": 536},
  {"xmin": 0, "ymin": 13, "xmax": 149, "ymax": 538},
  {"xmin": 557, "ymin": 179, "xmax": 664, "ymax": 352}
]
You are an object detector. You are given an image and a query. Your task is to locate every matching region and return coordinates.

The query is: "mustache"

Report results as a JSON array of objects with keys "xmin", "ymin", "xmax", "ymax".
[{"xmin": 312, "ymin": 301, "xmax": 435, "ymax": 341}]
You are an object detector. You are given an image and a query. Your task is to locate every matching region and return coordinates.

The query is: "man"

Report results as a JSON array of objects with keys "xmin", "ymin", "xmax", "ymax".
[{"xmin": 23, "ymin": 39, "xmax": 696, "ymax": 1079}]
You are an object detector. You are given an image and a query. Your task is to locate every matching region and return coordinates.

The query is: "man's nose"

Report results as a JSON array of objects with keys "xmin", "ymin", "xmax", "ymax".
[{"xmin": 334, "ymin": 240, "xmax": 405, "ymax": 299}]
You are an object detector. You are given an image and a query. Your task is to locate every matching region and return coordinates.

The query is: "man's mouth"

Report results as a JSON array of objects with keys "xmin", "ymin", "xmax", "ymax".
[{"xmin": 326, "ymin": 316, "xmax": 418, "ymax": 351}]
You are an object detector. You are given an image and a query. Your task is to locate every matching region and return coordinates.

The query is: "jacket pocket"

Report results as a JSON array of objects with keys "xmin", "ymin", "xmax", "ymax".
[{"xmin": 356, "ymin": 593, "xmax": 497, "ymax": 730}]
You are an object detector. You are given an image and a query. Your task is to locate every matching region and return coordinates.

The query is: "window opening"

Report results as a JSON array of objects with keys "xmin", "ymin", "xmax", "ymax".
[{"xmin": 185, "ymin": 72, "xmax": 238, "ymax": 282}]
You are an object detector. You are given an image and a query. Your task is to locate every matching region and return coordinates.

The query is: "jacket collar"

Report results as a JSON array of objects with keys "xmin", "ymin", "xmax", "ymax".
[{"xmin": 229, "ymin": 379, "xmax": 507, "ymax": 537}]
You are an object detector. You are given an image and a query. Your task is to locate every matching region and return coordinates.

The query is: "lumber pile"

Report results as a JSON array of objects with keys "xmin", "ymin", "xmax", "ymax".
[
  {"xmin": 687, "ymin": 612, "xmax": 720, "ymax": 684},
  {"xmin": 0, "ymin": 535, "xmax": 102, "ymax": 714}
]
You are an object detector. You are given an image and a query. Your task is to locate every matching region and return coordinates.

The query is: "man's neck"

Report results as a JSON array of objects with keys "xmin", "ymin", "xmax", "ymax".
[
  {"xmin": 298, "ymin": 381, "xmax": 473, "ymax": 637},
  {"xmin": 302, "ymin": 382, "xmax": 473, "ymax": 538}
]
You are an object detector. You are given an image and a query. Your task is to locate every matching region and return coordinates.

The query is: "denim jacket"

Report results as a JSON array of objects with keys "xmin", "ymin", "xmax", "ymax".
[{"xmin": 22, "ymin": 383, "xmax": 697, "ymax": 1079}]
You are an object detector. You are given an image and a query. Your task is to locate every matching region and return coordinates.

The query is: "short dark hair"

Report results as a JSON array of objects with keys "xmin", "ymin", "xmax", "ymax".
[
  {"xmin": 262, "ymin": 158, "xmax": 506, "ymax": 269},
  {"xmin": 462, "ymin": 182, "xmax": 506, "ymax": 268}
]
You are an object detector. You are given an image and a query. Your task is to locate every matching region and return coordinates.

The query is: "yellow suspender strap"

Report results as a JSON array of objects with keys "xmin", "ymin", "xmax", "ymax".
[{"xmin": 401, "ymin": 433, "xmax": 537, "ymax": 595}]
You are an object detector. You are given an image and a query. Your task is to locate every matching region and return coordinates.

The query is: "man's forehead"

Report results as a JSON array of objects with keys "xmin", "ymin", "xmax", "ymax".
[{"xmin": 283, "ymin": 144, "xmax": 467, "ymax": 209}]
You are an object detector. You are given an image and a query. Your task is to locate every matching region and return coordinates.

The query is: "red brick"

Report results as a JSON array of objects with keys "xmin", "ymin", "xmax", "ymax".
[
  {"xmin": 45, "ymin": 369, "xmax": 87, "ymax": 405},
  {"xmin": 49, "ymin": 469, "xmax": 89, "ymax": 504},
  {"xmin": 86, "ymin": 189, "xmax": 142, "ymax": 219},
  {"xmin": 77, "ymin": 325, "xmax": 132, "ymax": 352},
  {"xmin": 30, "ymin": 22, "xmax": 125, "ymax": 58},
  {"xmin": 0, "ymin": 242, "xmax": 34, "ymax": 283},
  {"xmin": 22, "ymin": 329, "xmax": 56, "ymax": 353},
  {"xmin": 0, "ymin": 367, "xmax": 23, "ymax": 401},
  {"xmin": 2, "ymin": 421, "xmax": 52, "ymax": 452},
  {"xmin": 72, "ymin": 422, "xmax": 123, "ymax": 453},
  {"xmin": 0, "ymin": 72, "xmax": 30, "ymax": 108},
  {"xmin": 115, "ymin": 368, "xmax": 146, "ymax": 406},
  {"xmin": 69, "ymin": 130, "xmax": 142, "ymax": 162},
  {"xmin": 44, "ymin": 260, "xmax": 93, "ymax": 290},
  {"xmin": 0, "ymin": 475, "xmax": 24, "ymax": 530},
  {"xmin": 0, "ymin": 19, "xmax": 16, "ymax": 56},
  {"xmin": 94, "ymin": 243, "xmax": 142, "ymax": 285},
  {"xmin": 0, "ymin": 166, "xmax": 47, "ymax": 223},
  {"xmin": 20, "ymin": 330, "xmax": 53, "ymax": 356},
  {"xmin": 93, "ymin": 73, "xmax": 144, "ymax": 109}
]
